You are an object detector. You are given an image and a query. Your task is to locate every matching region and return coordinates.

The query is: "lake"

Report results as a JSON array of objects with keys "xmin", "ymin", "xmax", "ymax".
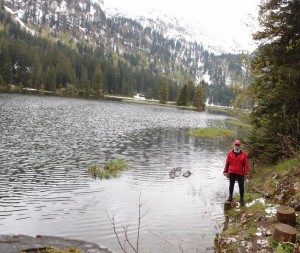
[{"xmin": 0, "ymin": 94, "xmax": 230, "ymax": 253}]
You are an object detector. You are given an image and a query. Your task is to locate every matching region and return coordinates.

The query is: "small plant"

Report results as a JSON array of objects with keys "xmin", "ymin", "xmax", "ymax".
[
  {"xmin": 88, "ymin": 160, "xmax": 129, "ymax": 179},
  {"xmin": 243, "ymin": 192, "xmax": 261, "ymax": 203},
  {"xmin": 223, "ymin": 223, "xmax": 239, "ymax": 236},
  {"xmin": 243, "ymin": 222, "xmax": 257, "ymax": 240},
  {"xmin": 276, "ymin": 242, "xmax": 295, "ymax": 253},
  {"xmin": 226, "ymin": 241, "xmax": 240, "ymax": 252}
]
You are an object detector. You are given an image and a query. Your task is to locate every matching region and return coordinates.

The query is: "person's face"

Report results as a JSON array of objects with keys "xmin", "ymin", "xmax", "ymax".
[{"xmin": 234, "ymin": 143, "xmax": 241, "ymax": 149}]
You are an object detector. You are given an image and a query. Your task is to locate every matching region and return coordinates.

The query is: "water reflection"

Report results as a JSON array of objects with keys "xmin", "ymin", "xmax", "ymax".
[{"xmin": 0, "ymin": 94, "xmax": 229, "ymax": 253}]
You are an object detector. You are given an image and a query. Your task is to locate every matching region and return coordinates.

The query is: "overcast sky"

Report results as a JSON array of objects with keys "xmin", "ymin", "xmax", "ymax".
[{"xmin": 103, "ymin": 0, "xmax": 261, "ymax": 52}]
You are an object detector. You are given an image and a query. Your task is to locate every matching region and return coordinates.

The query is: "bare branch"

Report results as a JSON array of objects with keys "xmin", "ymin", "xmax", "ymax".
[
  {"xmin": 105, "ymin": 209, "xmax": 127, "ymax": 253},
  {"xmin": 122, "ymin": 224, "xmax": 137, "ymax": 253},
  {"xmin": 106, "ymin": 194, "xmax": 150, "ymax": 253}
]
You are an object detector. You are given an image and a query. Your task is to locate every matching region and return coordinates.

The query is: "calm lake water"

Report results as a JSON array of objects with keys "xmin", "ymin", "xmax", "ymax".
[{"xmin": 0, "ymin": 94, "xmax": 230, "ymax": 253}]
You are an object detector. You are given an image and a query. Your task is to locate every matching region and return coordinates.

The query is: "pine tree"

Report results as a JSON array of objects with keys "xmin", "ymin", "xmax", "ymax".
[
  {"xmin": 250, "ymin": 0, "xmax": 300, "ymax": 162},
  {"xmin": 92, "ymin": 64, "xmax": 103, "ymax": 97},
  {"xmin": 0, "ymin": 45, "xmax": 12, "ymax": 84},
  {"xmin": 186, "ymin": 80, "xmax": 195, "ymax": 105},
  {"xmin": 45, "ymin": 65, "xmax": 56, "ymax": 91},
  {"xmin": 159, "ymin": 79, "xmax": 169, "ymax": 104},
  {"xmin": 194, "ymin": 81, "xmax": 205, "ymax": 111},
  {"xmin": 176, "ymin": 83, "xmax": 188, "ymax": 106}
]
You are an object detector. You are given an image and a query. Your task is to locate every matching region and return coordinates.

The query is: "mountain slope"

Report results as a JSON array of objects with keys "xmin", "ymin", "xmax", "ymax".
[{"xmin": 1, "ymin": 0, "xmax": 251, "ymax": 105}]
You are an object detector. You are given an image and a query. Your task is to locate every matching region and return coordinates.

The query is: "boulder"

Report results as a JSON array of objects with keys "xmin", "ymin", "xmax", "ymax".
[{"xmin": 0, "ymin": 234, "xmax": 114, "ymax": 253}]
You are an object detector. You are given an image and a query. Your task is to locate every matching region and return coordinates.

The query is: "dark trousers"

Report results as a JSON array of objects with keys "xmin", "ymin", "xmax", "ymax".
[{"xmin": 229, "ymin": 173, "xmax": 244, "ymax": 200}]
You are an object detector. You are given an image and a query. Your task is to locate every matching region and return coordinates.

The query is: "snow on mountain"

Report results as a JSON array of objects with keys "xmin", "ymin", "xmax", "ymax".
[{"xmin": 99, "ymin": 0, "xmax": 259, "ymax": 54}]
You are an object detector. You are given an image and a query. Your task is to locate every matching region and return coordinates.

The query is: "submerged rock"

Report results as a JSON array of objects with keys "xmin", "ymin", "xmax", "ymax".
[
  {"xmin": 169, "ymin": 167, "xmax": 192, "ymax": 178},
  {"xmin": 182, "ymin": 170, "xmax": 191, "ymax": 177},
  {"xmin": 169, "ymin": 167, "xmax": 182, "ymax": 178}
]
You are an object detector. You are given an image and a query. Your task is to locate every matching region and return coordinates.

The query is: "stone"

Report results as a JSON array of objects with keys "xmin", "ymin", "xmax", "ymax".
[
  {"xmin": 0, "ymin": 234, "xmax": 114, "ymax": 253},
  {"xmin": 224, "ymin": 201, "xmax": 234, "ymax": 210}
]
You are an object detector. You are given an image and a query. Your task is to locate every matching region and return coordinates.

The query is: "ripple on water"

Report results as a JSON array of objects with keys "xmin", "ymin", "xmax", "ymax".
[{"xmin": 0, "ymin": 94, "xmax": 229, "ymax": 253}]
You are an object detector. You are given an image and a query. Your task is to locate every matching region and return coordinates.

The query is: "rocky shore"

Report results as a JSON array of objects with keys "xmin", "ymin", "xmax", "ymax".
[{"xmin": 215, "ymin": 158, "xmax": 300, "ymax": 252}]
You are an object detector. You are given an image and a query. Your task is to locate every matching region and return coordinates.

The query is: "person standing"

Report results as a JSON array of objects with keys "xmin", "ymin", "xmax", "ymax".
[{"xmin": 223, "ymin": 140, "xmax": 249, "ymax": 206}]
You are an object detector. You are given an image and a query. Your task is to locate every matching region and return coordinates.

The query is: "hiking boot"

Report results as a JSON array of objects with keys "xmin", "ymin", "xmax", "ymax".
[
  {"xmin": 240, "ymin": 200, "xmax": 245, "ymax": 206},
  {"xmin": 227, "ymin": 197, "xmax": 233, "ymax": 202}
]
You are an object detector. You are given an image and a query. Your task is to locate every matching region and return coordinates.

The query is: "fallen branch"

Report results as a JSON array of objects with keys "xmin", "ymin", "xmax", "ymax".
[{"xmin": 251, "ymin": 186, "xmax": 271, "ymax": 198}]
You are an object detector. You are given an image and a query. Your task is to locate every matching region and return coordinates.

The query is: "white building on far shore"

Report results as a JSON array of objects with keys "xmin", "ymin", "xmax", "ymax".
[{"xmin": 133, "ymin": 93, "xmax": 145, "ymax": 100}]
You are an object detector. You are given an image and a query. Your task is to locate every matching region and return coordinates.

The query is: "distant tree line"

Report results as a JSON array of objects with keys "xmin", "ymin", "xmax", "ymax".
[
  {"xmin": 0, "ymin": 6, "xmax": 208, "ymax": 108},
  {"xmin": 0, "ymin": 8, "xmax": 184, "ymax": 100}
]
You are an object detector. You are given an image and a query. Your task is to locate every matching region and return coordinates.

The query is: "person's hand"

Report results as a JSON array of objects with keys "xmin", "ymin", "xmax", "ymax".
[{"xmin": 223, "ymin": 172, "xmax": 229, "ymax": 178}]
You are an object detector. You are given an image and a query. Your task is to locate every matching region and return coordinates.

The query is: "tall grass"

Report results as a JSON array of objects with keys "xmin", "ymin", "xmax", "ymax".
[
  {"xmin": 88, "ymin": 160, "xmax": 129, "ymax": 179},
  {"xmin": 226, "ymin": 119, "xmax": 252, "ymax": 129},
  {"xmin": 188, "ymin": 126, "xmax": 234, "ymax": 139}
]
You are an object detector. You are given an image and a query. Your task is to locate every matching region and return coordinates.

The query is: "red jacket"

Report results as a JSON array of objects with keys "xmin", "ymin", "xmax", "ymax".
[{"xmin": 223, "ymin": 149, "xmax": 249, "ymax": 175}]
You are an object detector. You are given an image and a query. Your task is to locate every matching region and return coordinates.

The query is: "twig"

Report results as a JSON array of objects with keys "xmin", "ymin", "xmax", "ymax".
[
  {"xmin": 148, "ymin": 230, "xmax": 184, "ymax": 253},
  {"xmin": 122, "ymin": 224, "xmax": 137, "ymax": 253},
  {"xmin": 148, "ymin": 230, "xmax": 201, "ymax": 253},
  {"xmin": 105, "ymin": 210, "xmax": 127, "ymax": 253}
]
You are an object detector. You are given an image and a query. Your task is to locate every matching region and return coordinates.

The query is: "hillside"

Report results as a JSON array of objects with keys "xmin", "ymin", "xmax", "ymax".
[{"xmin": 0, "ymin": 0, "xmax": 251, "ymax": 105}]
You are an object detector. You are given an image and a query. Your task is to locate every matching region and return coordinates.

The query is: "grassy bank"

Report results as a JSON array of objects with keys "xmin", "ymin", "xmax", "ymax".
[
  {"xmin": 188, "ymin": 126, "xmax": 234, "ymax": 139},
  {"xmin": 215, "ymin": 158, "xmax": 300, "ymax": 253}
]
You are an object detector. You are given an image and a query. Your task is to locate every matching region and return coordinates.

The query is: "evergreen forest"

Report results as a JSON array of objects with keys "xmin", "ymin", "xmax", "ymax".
[
  {"xmin": 0, "ymin": 0, "xmax": 246, "ymax": 106},
  {"xmin": 0, "ymin": 6, "xmax": 183, "ymax": 100},
  {"xmin": 248, "ymin": 0, "xmax": 300, "ymax": 163}
]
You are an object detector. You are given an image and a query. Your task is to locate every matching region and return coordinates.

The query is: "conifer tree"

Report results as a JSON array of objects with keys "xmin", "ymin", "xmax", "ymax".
[
  {"xmin": 250, "ymin": 0, "xmax": 300, "ymax": 162},
  {"xmin": 159, "ymin": 79, "xmax": 168, "ymax": 104},
  {"xmin": 92, "ymin": 65, "xmax": 103, "ymax": 97},
  {"xmin": 194, "ymin": 81, "xmax": 205, "ymax": 111},
  {"xmin": 176, "ymin": 83, "xmax": 188, "ymax": 106},
  {"xmin": 0, "ymin": 46, "xmax": 12, "ymax": 84},
  {"xmin": 45, "ymin": 65, "xmax": 56, "ymax": 91},
  {"xmin": 186, "ymin": 80, "xmax": 195, "ymax": 105}
]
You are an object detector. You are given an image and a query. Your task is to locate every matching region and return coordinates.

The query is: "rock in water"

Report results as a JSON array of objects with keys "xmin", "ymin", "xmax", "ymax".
[
  {"xmin": 224, "ymin": 201, "xmax": 234, "ymax": 210},
  {"xmin": 169, "ymin": 167, "xmax": 182, "ymax": 178},
  {"xmin": 182, "ymin": 170, "xmax": 191, "ymax": 177}
]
